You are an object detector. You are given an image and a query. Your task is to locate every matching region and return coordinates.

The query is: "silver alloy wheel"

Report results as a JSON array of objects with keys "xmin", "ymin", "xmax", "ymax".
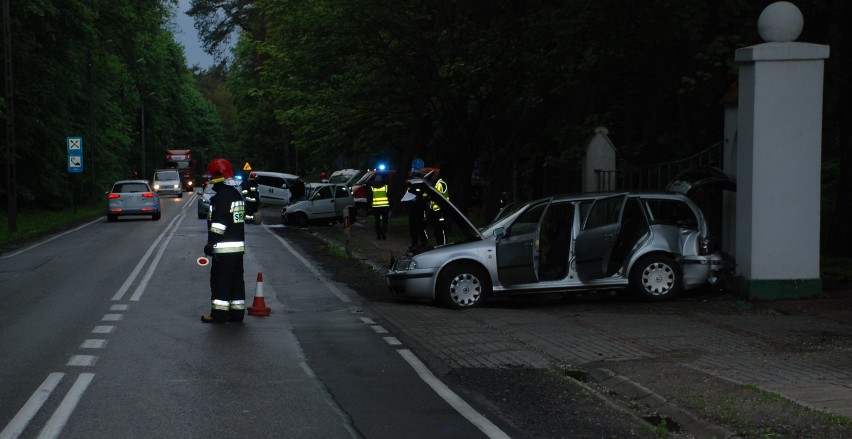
[
  {"xmin": 449, "ymin": 272, "xmax": 482, "ymax": 307},
  {"xmin": 641, "ymin": 261, "xmax": 675, "ymax": 295}
]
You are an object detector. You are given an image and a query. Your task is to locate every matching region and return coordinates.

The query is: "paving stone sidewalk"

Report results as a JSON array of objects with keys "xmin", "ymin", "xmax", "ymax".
[{"xmin": 268, "ymin": 208, "xmax": 852, "ymax": 434}]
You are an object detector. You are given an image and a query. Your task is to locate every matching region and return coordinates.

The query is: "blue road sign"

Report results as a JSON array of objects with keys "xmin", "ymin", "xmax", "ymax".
[{"xmin": 67, "ymin": 136, "xmax": 84, "ymax": 174}]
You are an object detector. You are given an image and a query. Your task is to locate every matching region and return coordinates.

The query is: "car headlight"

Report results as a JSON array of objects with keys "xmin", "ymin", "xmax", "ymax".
[
  {"xmin": 395, "ymin": 257, "xmax": 418, "ymax": 271},
  {"xmin": 153, "ymin": 184, "xmax": 160, "ymax": 190}
]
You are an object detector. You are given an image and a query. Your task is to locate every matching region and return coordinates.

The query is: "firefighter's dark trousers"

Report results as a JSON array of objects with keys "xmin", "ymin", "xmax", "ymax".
[{"xmin": 209, "ymin": 253, "xmax": 246, "ymax": 322}]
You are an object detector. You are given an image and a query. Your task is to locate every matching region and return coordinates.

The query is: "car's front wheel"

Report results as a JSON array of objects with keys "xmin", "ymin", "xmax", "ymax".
[
  {"xmin": 290, "ymin": 212, "xmax": 309, "ymax": 228},
  {"xmin": 629, "ymin": 254, "xmax": 681, "ymax": 301},
  {"xmin": 436, "ymin": 262, "xmax": 491, "ymax": 309}
]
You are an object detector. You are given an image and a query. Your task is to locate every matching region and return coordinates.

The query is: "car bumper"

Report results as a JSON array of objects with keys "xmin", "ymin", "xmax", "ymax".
[
  {"xmin": 385, "ymin": 269, "xmax": 437, "ymax": 300},
  {"xmin": 681, "ymin": 253, "xmax": 728, "ymax": 289}
]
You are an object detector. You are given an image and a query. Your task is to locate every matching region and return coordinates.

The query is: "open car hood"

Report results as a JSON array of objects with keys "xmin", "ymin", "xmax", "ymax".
[
  {"xmin": 666, "ymin": 166, "xmax": 736, "ymax": 196},
  {"xmin": 407, "ymin": 179, "xmax": 484, "ymax": 242}
]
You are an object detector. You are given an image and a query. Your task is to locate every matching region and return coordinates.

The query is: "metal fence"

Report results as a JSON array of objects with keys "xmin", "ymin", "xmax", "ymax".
[{"xmin": 595, "ymin": 141, "xmax": 724, "ymax": 192}]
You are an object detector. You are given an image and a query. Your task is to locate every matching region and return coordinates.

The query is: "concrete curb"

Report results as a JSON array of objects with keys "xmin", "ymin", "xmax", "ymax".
[{"xmin": 589, "ymin": 368, "xmax": 741, "ymax": 439}]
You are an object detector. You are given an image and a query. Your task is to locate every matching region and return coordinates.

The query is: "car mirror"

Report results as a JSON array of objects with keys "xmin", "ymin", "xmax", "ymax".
[{"xmin": 493, "ymin": 227, "xmax": 506, "ymax": 239}]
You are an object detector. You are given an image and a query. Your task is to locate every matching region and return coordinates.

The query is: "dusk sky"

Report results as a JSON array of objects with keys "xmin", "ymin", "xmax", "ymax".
[{"xmin": 171, "ymin": 0, "xmax": 217, "ymax": 69}]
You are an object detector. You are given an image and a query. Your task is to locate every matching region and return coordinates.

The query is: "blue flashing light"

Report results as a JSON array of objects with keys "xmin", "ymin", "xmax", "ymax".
[{"xmin": 377, "ymin": 163, "xmax": 387, "ymax": 171}]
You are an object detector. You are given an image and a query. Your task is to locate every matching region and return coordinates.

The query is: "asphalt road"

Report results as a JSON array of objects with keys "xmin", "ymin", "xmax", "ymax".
[{"xmin": 0, "ymin": 194, "xmax": 515, "ymax": 439}]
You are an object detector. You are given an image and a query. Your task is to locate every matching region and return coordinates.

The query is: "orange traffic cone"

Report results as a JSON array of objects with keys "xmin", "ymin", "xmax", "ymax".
[{"xmin": 248, "ymin": 272, "xmax": 271, "ymax": 316}]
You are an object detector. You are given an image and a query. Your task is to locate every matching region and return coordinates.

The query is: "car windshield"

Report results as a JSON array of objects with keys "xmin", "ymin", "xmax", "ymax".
[
  {"xmin": 479, "ymin": 202, "xmax": 528, "ymax": 237},
  {"xmin": 155, "ymin": 171, "xmax": 179, "ymax": 180}
]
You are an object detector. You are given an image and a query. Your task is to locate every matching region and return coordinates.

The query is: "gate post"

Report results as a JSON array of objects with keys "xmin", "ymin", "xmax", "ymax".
[{"xmin": 734, "ymin": 2, "xmax": 828, "ymax": 299}]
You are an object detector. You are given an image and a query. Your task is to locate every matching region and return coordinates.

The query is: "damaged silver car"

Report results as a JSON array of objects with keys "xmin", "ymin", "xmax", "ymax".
[{"xmin": 386, "ymin": 180, "xmax": 727, "ymax": 309}]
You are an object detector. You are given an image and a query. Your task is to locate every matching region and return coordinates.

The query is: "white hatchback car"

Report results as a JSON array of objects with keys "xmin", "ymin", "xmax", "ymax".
[
  {"xmin": 281, "ymin": 183, "xmax": 354, "ymax": 227},
  {"xmin": 386, "ymin": 180, "xmax": 728, "ymax": 309}
]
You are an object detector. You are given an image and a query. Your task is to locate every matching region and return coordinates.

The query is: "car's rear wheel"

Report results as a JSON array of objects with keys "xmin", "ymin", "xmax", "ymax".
[
  {"xmin": 152, "ymin": 212, "xmax": 161, "ymax": 221},
  {"xmin": 629, "ymin": 254, "xmax": 681, "ymax": 301},
  {"xmin": 107, "ymin": 214, "xmax": 117, "ymax": 222},
  {"xmin": 437, "ymin": 262, "xmax": 490, "ymax": 309}
]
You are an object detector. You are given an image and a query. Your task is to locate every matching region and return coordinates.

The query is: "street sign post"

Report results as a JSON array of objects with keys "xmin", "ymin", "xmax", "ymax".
[{"xmin": 67, "ymin": 136, "xmax": 83, "ymax": 174}]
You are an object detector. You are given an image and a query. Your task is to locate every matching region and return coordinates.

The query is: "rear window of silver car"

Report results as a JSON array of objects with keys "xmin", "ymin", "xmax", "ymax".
[{"xmin": 114, "ymin": 183, "xmax": 150, "ymax": 193}]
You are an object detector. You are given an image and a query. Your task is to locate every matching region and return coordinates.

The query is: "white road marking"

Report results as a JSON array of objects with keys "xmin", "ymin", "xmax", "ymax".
[
  {"xmin": 36, "ymin": 373, "xmax": 95, "ymax": 439},
  {"xmin": 263, "ymin": 225, "xmax": 352, "ymax": 303},
  {"xmin": 66, "ymin": 356, "xmax": 97, "ymax": 367},
  {"xmin": 383, "ymin": 337, "xmax": 402, "ymax": 346},
  {"xmin": 80, "ymin": 339, "xmax": 107, "ymax": 349},
  {"xmin": 112, "ymin": 214, "xmax": 183, "ymax": 301},
  {"xmin": 101, "ymin": 314, "xmax": 123, "ymax": 321},
  {"xmin": 91, "ymin": 325, "xmax": 115, "ymax": 334},
  {"xmin": 397, "ymin": 349, "xmax": 511, "ymax": 439},
  {"xmin": 0, "ymin": 373, "xmax": 64, "ymax": 439},
  {"xmin": 359, "ymin": 317, "xmax": 375, "ymax": 324},
  {"xmin": 370, "ymin": 325, "xmax": 389, "ymax": 334},
  {"xmin": 109, "ymin": 304, "xmax": 129, "ymax": 311},
  {"xmin": 130, "ymin": 213, "xmax": 186, "ymax": 301}
]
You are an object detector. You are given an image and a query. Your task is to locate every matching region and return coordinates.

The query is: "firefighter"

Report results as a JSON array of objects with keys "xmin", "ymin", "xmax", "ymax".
[
  {"xmin": 201, "ymin": 158, "xmax": 247, "ymax": 324},
  {"xmin": 371, "ymin": 174, "xmax": 391, "ymax": 240},
  {"xmin": 405, "ymin": 171, "xmax": 429, "ymax": 250},
  {"xmin": 427, "ymin": 172, "xmax": 449, "ymax": 245}
]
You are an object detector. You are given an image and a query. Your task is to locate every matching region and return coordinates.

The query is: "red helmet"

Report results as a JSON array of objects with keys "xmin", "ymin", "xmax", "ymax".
[{"xmin": 207, "ymin": 158, "xmax": 234, "ymax": 183}]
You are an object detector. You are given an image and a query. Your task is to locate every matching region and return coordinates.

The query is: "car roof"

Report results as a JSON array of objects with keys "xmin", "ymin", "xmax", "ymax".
[{"xmin": 113, "ymin": 179, "xmax": 150, "ymax": 185}]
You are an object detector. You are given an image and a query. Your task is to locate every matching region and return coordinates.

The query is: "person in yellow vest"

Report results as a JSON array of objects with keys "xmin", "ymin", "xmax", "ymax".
[
  {"xmin": 427, "ymin": 172, "xmax": 448, "ymax": 245},
  {"xmin": 371, "ymin": 175, "xmax": 391, "ymax": 240}
]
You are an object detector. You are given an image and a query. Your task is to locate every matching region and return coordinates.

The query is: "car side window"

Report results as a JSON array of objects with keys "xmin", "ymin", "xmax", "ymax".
[
  {"xmin": 644, "ymin": 199, "xmax": 698, "ymax": 229},
  {"xmin": 335, "ymin": 185, "xmax": 349, "ymax": 198},
  {"xmin": 506, "ymin": 202, "xmax": 547, "ymax": 237},
  {"xmin": 313, "ymin": 186, "xmax": 333, "ymax": 200},
  {"xmin": 583, "ymin": 196, "xmax": 624, "ymax": 230}
]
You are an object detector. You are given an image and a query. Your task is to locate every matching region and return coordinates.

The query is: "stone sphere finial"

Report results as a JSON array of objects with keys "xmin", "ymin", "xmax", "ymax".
[{"xmin": 758, "ymin": 1, "xmax": 804, "ymax": 42}]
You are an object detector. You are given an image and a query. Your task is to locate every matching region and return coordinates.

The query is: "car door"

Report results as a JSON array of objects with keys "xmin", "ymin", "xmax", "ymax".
[
  {"xmin": 574, "ymin": 193, "xmax": 628, "ymax": 280},
  {"xmin": 309, "ymin": 185, "xmax": 336, "ymax": 219},
  {"xmin": 333, "ymin": 184, "xmax": 353, "ymax": 216},
  {"xmin": 495, "ymin": 200, "xmax": 550, "ymax": 285}
]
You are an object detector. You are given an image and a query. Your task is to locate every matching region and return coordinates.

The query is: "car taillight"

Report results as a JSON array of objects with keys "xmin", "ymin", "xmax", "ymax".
[
  {"xmin": 142, "ymin": 192, "xmax": 155, "ymax": 198},
  {"xmin": 108, "ymin": 193, "xmax": 120, "ymax": 199},
  {"xmin": 698, "ymin": 237, "xmax": 714, "ymax": 256}
]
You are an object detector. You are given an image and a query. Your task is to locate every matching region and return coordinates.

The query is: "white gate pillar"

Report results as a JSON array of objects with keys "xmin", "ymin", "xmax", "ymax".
[{"xmin": 734, "ymin": 2, "xmax": 829, "ymax": 299}]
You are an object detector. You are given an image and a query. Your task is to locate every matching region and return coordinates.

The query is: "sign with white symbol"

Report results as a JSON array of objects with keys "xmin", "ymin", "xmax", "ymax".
[{"xmin": 67, "ymin": 136, "xmax": 83, "ymax": 173}]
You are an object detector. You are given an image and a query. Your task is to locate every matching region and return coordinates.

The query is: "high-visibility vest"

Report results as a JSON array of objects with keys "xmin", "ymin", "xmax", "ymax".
[
  {"xmin": 372, "ymin": 185, "xmax": 389, "ymax": 207},
  {"xmin": 431, "ymin": 179, "xmax": 448, "ymax": 211}
]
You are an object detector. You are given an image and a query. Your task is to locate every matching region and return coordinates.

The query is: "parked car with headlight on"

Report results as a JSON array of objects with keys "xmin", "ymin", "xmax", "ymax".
[
  {"xmin": 107, "ymin": 180, "xmax": 161, "ymax": 222},
  {"xmin": 386, "ymin": 179, "xmax": 727, "ymax": 309}
]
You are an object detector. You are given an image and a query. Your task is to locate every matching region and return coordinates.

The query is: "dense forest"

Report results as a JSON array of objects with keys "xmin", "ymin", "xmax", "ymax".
[{"xmin": 3, "ymin": 0, "xmax": 852, "ymax": 256}]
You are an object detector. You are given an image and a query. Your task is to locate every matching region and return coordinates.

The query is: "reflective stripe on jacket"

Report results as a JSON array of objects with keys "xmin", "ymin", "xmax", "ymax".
[
  {"xmin": 372, "ymin": 185, "xmax": 389, "ymax": 207},
  {"xmin": 431, "ymin": 179, "xmax": 448, "ymax": 211}
]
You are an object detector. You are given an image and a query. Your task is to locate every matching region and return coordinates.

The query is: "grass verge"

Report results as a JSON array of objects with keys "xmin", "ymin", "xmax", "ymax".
[{"xmin": 0, "ymin": 206, "xmax": 103, "ymax": 251}]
